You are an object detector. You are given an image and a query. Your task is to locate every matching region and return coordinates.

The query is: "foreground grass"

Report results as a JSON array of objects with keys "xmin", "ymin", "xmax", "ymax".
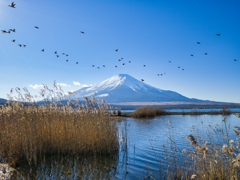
[
  {"xmin": 160, "ymin": 115, "xmax": 240, "ymax": 179},
  {"xmin": 0, "ymin": 83, "xmax": 119, "ymax": 167}
]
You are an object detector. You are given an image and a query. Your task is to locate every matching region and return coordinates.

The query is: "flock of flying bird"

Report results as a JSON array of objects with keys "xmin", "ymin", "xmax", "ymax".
[{"xmin": 3, "ymin": 2, "xmax": 239, "ymax": 82}]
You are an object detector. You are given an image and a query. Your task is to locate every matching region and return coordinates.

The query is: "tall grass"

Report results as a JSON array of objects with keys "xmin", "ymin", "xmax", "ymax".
[
  {"xmin": 162, "ymin": 116, "xmax": 240, "ymax": 179},
  {"xmin": 0, "ymin": 82, "xmax": 119, "ymax": 167},
  {"xmin": 130, "ymin": 106, "xmax": 166, "ymax": 118}
]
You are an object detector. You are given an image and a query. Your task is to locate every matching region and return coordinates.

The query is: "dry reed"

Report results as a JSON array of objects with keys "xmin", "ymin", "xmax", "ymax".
[
  {"xmin": 0, "ymin": 82, "xmax": 119, "ymax": 167},
  {"xmin": 130, "ymin": 106, "xmax": 166, "ymax": 118}
]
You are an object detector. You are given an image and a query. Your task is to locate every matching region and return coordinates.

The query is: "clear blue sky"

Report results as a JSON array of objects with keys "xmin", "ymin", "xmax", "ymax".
[{"xmin": 0, "ymin": 0, "xmax": 240, "ymax": 103}]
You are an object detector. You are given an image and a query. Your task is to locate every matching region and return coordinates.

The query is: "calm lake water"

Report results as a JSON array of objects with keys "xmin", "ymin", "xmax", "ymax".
[{"xmin": 11, "ymin": 114, "xmax": 240, "ymax": 179}]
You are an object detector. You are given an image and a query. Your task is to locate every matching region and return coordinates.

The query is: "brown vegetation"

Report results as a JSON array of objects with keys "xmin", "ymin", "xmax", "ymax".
[
  {"xmin": 129, "ymin": 106, "xmax": 166, "ymax": 118},
  {"xmin": 0, "ymin": 82, "xmax": 119, "ymax": 167}
]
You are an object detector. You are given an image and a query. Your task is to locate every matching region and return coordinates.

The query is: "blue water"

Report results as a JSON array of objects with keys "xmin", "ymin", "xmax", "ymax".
[{"xmin": 120, "ymin": 108, "xmax": 240, "ymax": 113}]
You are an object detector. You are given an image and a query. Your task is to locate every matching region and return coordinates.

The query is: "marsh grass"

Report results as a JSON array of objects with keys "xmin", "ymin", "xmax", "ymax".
[
  {"xmin": 130, "ymin": 106, "xmax": 167, "ymax": 118},
  {"xmin": 162, "ymin": 116, "xmax": 240, "ymax": 179},
  {"xmin": 0, "ymin": 82, "xmax": 119, "ymax": 167}
]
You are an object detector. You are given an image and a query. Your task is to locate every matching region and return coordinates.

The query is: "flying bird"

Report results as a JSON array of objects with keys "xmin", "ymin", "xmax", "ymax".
[
  {"xmin": 197, "ymin": 42, "xmax": 200, "ymax": 44},
  {"xmin": 121, "ymin": 58, "xmax": 123, "ymax": 59},
  {"xmin": 1, "ymin": 30, "xmax": 7, "ymax": 33},
  {"xmin": 56, "ymin": 55, "xmax": 59, "ymax": 58},
  {"xmin": 12, "ymin": 39, "xmax": 15, "ymax": 42},
  {"xmin": 141, "ymin": 79, "xmax": 144, "ymax": 81},
  {"xmin": 103, "ymin": 65, "xmax": 105, "ymax": 67},
  {"xmin": 76, "ymin": 62, "xmax": 78, "ymax": 64},
  {"xmin": 115, "ymin": 49, "xmax": 118, "ymax": 52},
  {"xmin": 169, "ymin": 61, "xmax": 171, "ymax": 63},
  {"xmin": 143, "ymin": 65, "xmax": 146, "ymax": 67},
  {"xmin": 178, "ymin": 66, "xmax": 180, "ymax": 68},
  {"xmin": 62, "ymin": 53, "xmax": 65, "ymax": 55},
  {"xmin": 119, "ymin": 59, "xmax": 121, "ymax": 61},
  {"xmin": 161, "ymin": 74, "xmax": 163, "ymax": 76},
  {"xmin": 92, "ymin": 65, "xmax": 94, "ymax": 67},
  {"xmin": 97, "ymin": 67, "xmax": 100, "ymax": 69},
  {"xmin": 182, "ymin": 69, "xmax": 184, "ymax": 70},
  {"xmin": 23, "ymin": 45, "xmax": 26, "ymax": 47},
  {"xmin": 7, "ymin": 30, "xmax": 11, "ymax": 33},
  {"xmin": 9, "ymin": 2, "xmax": 16, "ymax": 8},
  {"xmin": 216, "ymin": 34, "xmax": 220, "ymax": 36},
  {"xmin": 204, "ymin": 53, "xmax": 207, "ymax": 55},
  {"xmin": 129, "ymin": 61, "xmax": 131, "ymax": 63},
  {"xmin": 34, "ymin": 26, "xmax": 39, "ymax": 29},
  {"xmin": 66, "ymin": 54, "xmax": 68, "ymax": 57},
  {"xmin": 157, "ymin": 74, "xmax": 159, "ymax": 76},
  {"xmin": 123, "ymin": 63, "xmax": 125, "ymax": 65},
  {"xmin": 191, "ymin": 54, "xmax": 193, "ymax": 56},
  {"xmin": 18, "ymin": 44, "xmax": 22, "ymax": 47},
  {"xmin": 66, "ymin": 60, "xmax": 68, "ymax": 62},
  {"xmin": 115, "ymin": 66, "xmax": 117, "ymax": 68},
  {"xmin": 234, "ymin": 59, "xmax": 237, "ymax": 61},
  {"xmin": 42, "ymin": 49, "xmax": 44, "ymax": 52},
  {"xmin": 12, "ymin": 29, "xmax": 15, "ymax": 32},
  {"xmin": 80, "ymin": 31, "xmax": 84, "ymax": 34},
  {"xmin": 55, "ymin": 51, "xmax": 57, "ymax": 54}
]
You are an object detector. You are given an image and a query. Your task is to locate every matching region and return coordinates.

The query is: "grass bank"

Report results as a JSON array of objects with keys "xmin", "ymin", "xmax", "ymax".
[{"xmin": 0, "ymin": 83, "xmax": 119, "ymax": 167}]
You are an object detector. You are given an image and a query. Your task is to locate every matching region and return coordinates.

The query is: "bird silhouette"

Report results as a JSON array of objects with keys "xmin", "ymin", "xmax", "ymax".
[
  {"xmin": 23, "ymin": 45, "xmax": 26, "ymax": 48},
  {"xmin": 121, "ymin": 58, "xmax": 123, "ymax": 59},
  {"xmin": 7, "ymin": 30, "xmax": 11, "ymax": 33},
  {"xmin": 123, "ymin": 63, "xmax": 125, "ymax": 65},
  {"xmin": 116, "ymin": 49, "xmax": 118, "ymax": 52},
  {"xmin": 97, "ymin": 67, "xmax": 100, "ymax": 69},
  {"xmin": 18, "ymin": 44, "xmax": 22, "ymax": 47},
  {"xmin": 76, "ymin": 62, "xmax": 78, "ymax": 64},
  {"xmin": 34, "ymin": 26, "xmax": 39, "ymax": 29},
  {"xmin": 169, "ymin": 61, "xmax": 171, "ymax": 63},
  {"xmin": 204, "ymin": 53, "xmax": 207, "ymax": 55},
  {"xmin": 103, "ymin": 65, "xmax": 105, "ymax": 67},
  {"xmin": 55, "ymin": 51, "xmax": 57, "ymax": 54},
  {"xmin": 234, "ymin": 59, "xmax": 237, "ymax": 61},
  {"xmin": 66, "ymin": 60, "xmax": 68, "ymax": 62},
  {"xmin": 129, "ymin": 61, "xmax": 131, "ymax": 63},
  {"xmin": 92, "ymin": 65, "xmax": 94, "ymax": 67},
  {"xmin": 1, "ymin": 30, "xmax": 7, "ymax": 33},
  {"xmin": 80, "ymin": 31, "xmax": 84, "ymax": 34},
  {"xmin": 12, "ymin": 29, "xmax": 15, "ymax": 32},
  {"xmin": 197, "ymin": 42, "xmax": 200, "ymax": 44},
  {"xmin": 161, "ymin": 74, "xmax": 163, "ymax": 76},
  {"xmin": 216, "ymin": 34, "xmax": 220, "ymax": 36},
  {"xmin": 119, "ymin": 59, "xmax": 121, "ymax": 61},
  {"xmin": 182, "ymin": 69, "xmax": 184, "ymax": 70},
  {"xmin": 42, "ymin": 49, "xmax": 44, "ymax": 52},
  {"xmin": 141, "ymin": 79, "xmax": 144, "ymax": 81},
  {"xmin": 143, "ymin": 65, "xmax": 146, "ymax": 67},
  {"xmin": 66, "ymin": 54, "xmax": 68, "ymax": 57},
  {"xmin": 178, "ymin": 66, "xmax": 180, "ymax": 68},
  {"xmin": 62, "ymin": 53, "xmax": 65, "ymax": 55},
  {"xmin": 12, "ymin": 39, "xmax": 15, "ymax": 42},
  {"xmin": 56, "ymin": 55, "xmax": 59, "ymax": 58},
  {"xmin": 9, "ymin": 2, "xmax": 16, "ymax": 8},
  {"xmin": 191, "ymin": 54, "xmax": 193, "ymax": 56},
  {"xmin": 157, "ymin": 74, "xmax": 159, "ymax": 76},
  {"xmin": 115, "ymin": 66, "xmax": 117, "ymax": 68}
]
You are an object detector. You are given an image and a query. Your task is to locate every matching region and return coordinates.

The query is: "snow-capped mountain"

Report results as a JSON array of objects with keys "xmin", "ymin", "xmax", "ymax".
[{"xmin": 67, "ymin": 74, "xmax": 201, "ymax": 103}]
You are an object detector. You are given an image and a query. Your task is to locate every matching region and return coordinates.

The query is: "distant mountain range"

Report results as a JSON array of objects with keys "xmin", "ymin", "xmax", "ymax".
[{"xmin": 64, "ymin": 74, "xmax": 238, "ymax": 106}]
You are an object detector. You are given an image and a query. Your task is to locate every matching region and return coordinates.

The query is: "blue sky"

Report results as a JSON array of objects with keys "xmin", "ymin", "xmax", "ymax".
[{"xmin": 0, "ymin": 0, "xmax": 240, "ymax": 103}]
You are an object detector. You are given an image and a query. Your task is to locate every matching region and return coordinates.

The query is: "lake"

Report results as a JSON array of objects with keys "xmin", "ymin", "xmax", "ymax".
[{"xmin": 11, "ymin": 114, "xmax": 240, "ymax": 179}]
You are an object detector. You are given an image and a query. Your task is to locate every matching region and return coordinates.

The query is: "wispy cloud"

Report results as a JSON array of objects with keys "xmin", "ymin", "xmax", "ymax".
[
  {"xmin": 82, "ymin": 84, "xmax": 92, "ymax": 87},
  {"xmin": 29, "ymin": 84, "xmax": 44, "ymax": 89},
  {"xmin": 73, "ymin": 81, "xmax": 81, "ymax": 86},
  {"xmin": 57, "ymin": 83, "xmax": 71, "ymax": 87}
]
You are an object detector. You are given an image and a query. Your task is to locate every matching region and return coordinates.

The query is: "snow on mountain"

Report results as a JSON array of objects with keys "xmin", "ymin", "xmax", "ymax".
[{"xmin": 66, "ymin": 74, "xmax": 198, "ymax": 103}]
